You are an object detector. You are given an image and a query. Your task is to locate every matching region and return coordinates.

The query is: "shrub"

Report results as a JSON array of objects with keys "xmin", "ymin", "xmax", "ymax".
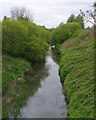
[
  {"xmin": 2, "ymin": 19, "xmax": 49, "ymax": 62},
  {"xmin": 50, "ymin": 22, "xmax": 82, "ymax": 44}
]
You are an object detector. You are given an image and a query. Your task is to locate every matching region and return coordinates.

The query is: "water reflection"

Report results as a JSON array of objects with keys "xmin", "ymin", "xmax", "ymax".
[
  {"xmin": 24, "ymin": 60, "xmax": 49, "ymax": 99},
  {"xmin": 18, "ymin": 49, "xmax": 67, "ymax": 118}
]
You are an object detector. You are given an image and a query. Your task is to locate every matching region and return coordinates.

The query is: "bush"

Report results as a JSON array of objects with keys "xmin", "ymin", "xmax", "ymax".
[
  {"xmin": 24, "ymin": 35, "xmax": 49, "ymax": 62},
  {"xmin": 2, "ymin": 19, "xmax": 49, "ymax": 62},
  {"xmin": 2, "ymin": 19, "xmax": 28, "ymax": 56},
  {"xmin": 50, "ymin": 22, "xmax": 82, "ymax": 44}
]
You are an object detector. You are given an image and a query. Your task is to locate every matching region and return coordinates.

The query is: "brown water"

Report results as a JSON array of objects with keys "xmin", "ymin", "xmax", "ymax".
[{"xmin": 18, "ymin": 48, "xmax": 67, "ymax": 118}]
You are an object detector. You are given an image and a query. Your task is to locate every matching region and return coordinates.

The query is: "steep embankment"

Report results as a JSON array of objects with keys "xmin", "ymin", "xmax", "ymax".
[{"xmin": 59, "ymin": 30, "xmax": 94, "ymax": 118}]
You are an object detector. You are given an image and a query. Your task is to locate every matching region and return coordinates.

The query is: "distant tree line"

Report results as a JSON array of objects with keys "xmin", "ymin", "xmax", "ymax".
[
  {"xmin": 49, "ymin": 13, "xmax": 84, "ymax": 53},
  {"xmin": 49, "ymin": 14, "xmax": 84, "ymax": 45},
  {"xmin": 67, "ymin": 14, "xmax": 84, "ymax": 28},
  {"xmin": 1, "ymin": 8, "xmax": 85, "ymax": 60}
]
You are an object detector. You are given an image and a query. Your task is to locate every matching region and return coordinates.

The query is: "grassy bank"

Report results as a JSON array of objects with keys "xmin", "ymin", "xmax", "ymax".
[
  {"xmin": 2, "ymin": 54, "xmax": 33, "ymax": 118},
  {"xmin": 59, "ymin": 30, "xmax": 94, "ymax": 118}
]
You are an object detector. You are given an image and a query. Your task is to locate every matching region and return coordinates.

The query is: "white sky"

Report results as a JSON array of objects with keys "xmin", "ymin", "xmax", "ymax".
[{"xmin": 0, "ymin": 0, "xmax": 95, "ymax": 28}]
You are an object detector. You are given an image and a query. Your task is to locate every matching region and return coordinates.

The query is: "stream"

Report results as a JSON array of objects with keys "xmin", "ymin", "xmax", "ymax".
[{"xmin": 18, "ymin": 48, "xmax": 67, "ymax": 118}]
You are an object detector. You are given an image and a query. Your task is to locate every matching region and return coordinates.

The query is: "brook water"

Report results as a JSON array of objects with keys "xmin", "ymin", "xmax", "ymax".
[{"xmin": 18, "ymin": 48, "xmax": 67, "ymax": 118}]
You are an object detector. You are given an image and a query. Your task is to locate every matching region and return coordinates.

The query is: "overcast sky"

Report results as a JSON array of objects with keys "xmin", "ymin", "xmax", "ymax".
[{"xmin": 0, "ymin": 0, "xmax": 95, "ymax": 28}]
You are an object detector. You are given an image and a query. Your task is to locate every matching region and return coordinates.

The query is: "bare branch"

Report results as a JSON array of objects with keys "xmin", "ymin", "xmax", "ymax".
[
  {"xmin": 10, "ymin": 7, "xmax": 33, "ymax": 22},
  {"xmin": 80, "ymin": 2, "xmax": 96, "ymax": 26}
]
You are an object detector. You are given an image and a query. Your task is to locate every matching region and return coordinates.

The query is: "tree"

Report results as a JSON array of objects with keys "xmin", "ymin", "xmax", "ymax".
[
  {"xmin": 59, "ymin": 22, "xmax": 64, "ymax": 27},
  {"xmin": 10, "ymin": 7, "xmax": 33, "ymax": 22},
  {"xmin": 80, "ymin": 1, "xmax": 96, "ymax": 37},
  {"xmin": 2, "ymin": 19, "xmax": 28, "ymax": 56},
  {"xmin": 67, "ymin": 14, "xmax": 75, "ymax": 23},
  {"xmin": 50, "ymin": 22, "xmax": 82, "ymax": 44},
  {"xmin": 75, "ymin": 14, "xmax": 84, "ymax": 28},
  {"xmin": 2, "ymin": 18, "xmax": 49, "ymax": 62},
  {"xmin": 67, "ymin": 14, "xmax": 84, "ymax": 28},
  {"xmin": 80, "ymin": 2, "xmax": 96, "ymax": 26},
  {"xmin": 3, "ymin": 16, "xmax": 7, "ymax": 20}
]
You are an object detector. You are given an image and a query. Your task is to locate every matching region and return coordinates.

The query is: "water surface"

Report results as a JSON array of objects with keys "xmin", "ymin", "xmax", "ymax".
[{"xmin": 19, "ymin": 48, "xmax": 67, "ymax": 118}]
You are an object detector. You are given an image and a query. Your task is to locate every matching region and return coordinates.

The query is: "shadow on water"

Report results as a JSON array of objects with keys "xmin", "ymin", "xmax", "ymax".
[
  {"xmin": 24, "ymin": 47, "xmax": 59, "ymax": 99},
  {"xmin": 17, "ymin": 48, "xmax": 67, "ymax": 118},
  {"xmin": 24, "ymin": 61, "xmax": 49, "ymax": 99}
]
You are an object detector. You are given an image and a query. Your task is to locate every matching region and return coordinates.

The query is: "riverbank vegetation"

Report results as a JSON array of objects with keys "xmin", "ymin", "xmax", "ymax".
[
  {"xmin": 59, "ymin": 30, "xmax": 94, "ymax": 118},
  {"xmin": 2, "ymin": 6, "xmax": 95, "ymax": 118},
  {"xmin": 50, "ymin": 13, "xmax": 94, "ymax": 118},
  {"xmin": 2, "ymin": 54, "xmax": 32, "ymax": 117},
  {"xmin": 2, "ymin": 8, "xmax": 50, "ymax": 118},
  {"xmin": 2, "ymin": 18, "xmax": 50, "ymax": 62}
]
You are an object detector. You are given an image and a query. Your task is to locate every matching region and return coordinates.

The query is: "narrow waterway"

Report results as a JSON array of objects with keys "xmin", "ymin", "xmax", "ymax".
[{"xmin": 19, "ymin": 48, "xmax": 67, "ymax": 118}]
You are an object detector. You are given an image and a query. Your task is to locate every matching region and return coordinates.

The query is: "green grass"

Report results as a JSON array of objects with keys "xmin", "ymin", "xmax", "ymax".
[
  {"xmin": 2, "ymin": 54, "xmax": 32, "ymax": 118},
  {"xmin": 59, "ymin": 30, "xmax": 94, "ymax": 118}
]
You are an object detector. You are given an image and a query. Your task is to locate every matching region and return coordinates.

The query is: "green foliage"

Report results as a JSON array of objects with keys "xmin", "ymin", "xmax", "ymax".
[
  {"xmin": 59, "ymin": 30, "xmax": 94, "ymax": 118},
  {"xmin": 25, "ymin": 35, "xmax": 49, "ymax": 62},
  {"xmin": 2, "ymin": 15, "xmax": 50, "ymax": 118},
  {"xmin": 2, "ymin": 54, "xmax": 32, "ymax": 118},
  {"xmin": 59, "ymin": 67, "xmax": 70, "ymax": 85},
  {"xmin": 17, "ymin": 16, "xmax": 29, "ymax": 21},
  {"xmin": 2, "ymin": 18, "xmax": 50, "ymax": 118},
  {"xmin": 55, "ymin": 43, "xmax": 61, "ymax": 54},
  {"xmin": 2, "ymin": 54, "xmax": 31, "ymax": 94},
  {"xmin": 50, "ymin": 22, "xmax": 82, "ymax": 45},
  {"xmin": 2, "ymin": 19, "xmax": 28, "ymax": 56},
  {"xmin": 67, "ymin": 14, "xmax": 84, "ymax": 28},
  {"xmin": 2, "ymin": 19, "xmax": 49, "ymax": 62},
  {"xmin": 67, "ymin": 14, "xmax": 75, "ymax": 23},
  {"xmin": 75, "ymin": 14, "xmax": 84, "ymax": 28}
]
